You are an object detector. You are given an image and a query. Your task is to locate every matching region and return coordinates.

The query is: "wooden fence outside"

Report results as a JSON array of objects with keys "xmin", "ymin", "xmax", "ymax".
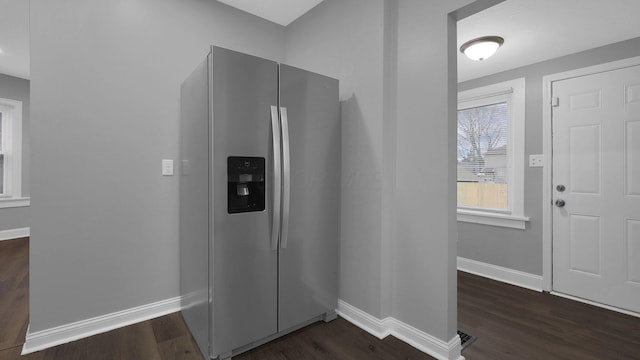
[{"xmin": 457, "ymin": 182, "xmax": 508, "ymax": 209}]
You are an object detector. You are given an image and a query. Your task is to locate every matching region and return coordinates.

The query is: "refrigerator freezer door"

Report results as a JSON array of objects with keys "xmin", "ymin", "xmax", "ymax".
[
  {"xmin": 180, "ymin": 56, "xmax": 211, "ymax": 359},
  {"xmin": 277, "ymin": 64, "xmax": 340, "ymax": 332},
  {"xmin": 210, "ymin": 47, "xmax": 279, "ymax": 355}
]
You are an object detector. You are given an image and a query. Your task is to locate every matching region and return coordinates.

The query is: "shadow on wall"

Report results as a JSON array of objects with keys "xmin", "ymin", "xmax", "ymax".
[{"xmin": 338, "ymin": 94, "xmax": 384, "ymax": 311}]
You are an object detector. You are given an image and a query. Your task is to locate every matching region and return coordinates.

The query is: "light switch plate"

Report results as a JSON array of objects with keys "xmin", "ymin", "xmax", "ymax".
[
  {"xmin": 529, "ymin": 154, "xmax": 544, "ymax": 167},
  {"xmin": 162, "ymin": 159, "xmax": 174, "ymax": 176}
]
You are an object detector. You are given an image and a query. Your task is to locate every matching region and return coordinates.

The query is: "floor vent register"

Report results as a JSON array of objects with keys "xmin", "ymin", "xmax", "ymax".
[{"xmin": 457, "ymin": 330, "xmax": 477, "ymax": 350}]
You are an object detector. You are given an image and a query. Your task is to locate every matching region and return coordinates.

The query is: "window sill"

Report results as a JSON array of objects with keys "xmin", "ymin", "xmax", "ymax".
[
  {"xmin": 0, "ymin": 197, "xmax": 30, "ymax": 208},
  {"xmin": 457, "ymin": 209, "xmax": 529, "ymax": 229}
]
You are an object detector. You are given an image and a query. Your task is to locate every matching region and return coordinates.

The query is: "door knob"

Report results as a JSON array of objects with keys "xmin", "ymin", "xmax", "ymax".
[
  {"xmin": 555, "ymin": 199, "xmax": 566, "ymax": 207},
  {"xmin": 556, "ymin": 184, "xmax": 566, "ymax": 192}
]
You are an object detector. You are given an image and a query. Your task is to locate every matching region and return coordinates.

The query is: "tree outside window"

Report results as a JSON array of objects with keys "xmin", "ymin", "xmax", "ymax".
[{"xmin": 457, "ymin": 102, "xmax": 509, "ymax": 210}]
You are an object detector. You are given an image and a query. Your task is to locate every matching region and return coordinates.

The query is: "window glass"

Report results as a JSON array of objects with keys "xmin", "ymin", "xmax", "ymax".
[
  {"xmin": 0, "ymin": 99, "xmax": 23, "ymax": 202},
  {"xmin": 457, "ymin": 101, "xmax": 509, "ymax": 210}
]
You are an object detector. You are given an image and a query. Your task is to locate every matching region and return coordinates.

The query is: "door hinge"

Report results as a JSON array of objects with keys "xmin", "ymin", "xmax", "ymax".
[{"xmin": 551, "ymin": 97, "xmax": 560, "ymax": 107}]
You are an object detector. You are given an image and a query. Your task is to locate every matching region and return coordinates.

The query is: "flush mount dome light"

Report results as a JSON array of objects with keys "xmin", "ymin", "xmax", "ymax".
[{"xmin": 460, "ymin": 36, "xmax": 504, "ymax": 61}]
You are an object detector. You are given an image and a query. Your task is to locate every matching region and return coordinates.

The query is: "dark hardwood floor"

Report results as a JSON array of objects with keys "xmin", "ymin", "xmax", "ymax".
[
  {"xmin": 458, "ymin": 271, "xmax": 640, "ymax": 359},
  {"xmin": 0, "ymin": 313, "xmax": 435, "ymax": 360},
  {"xmin": 233, "ymin": 317, "xmax": 434, "ymax": 360},
  {"xmin": 2, "ymin": 237, "xmax": 639, "ymax": 359},
  {"xmin": 0, "ymin": 238, "xmax": 29, "ymax": 353}
]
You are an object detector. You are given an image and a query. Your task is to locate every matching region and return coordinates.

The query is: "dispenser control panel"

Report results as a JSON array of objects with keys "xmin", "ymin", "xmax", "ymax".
[{"xmin": 227, "ymin": 157, "xmax": 265, "ymax": 214}]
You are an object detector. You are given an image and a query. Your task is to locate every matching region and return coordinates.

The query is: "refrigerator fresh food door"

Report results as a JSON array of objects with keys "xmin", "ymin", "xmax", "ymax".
[
  {"xmin": 211, "ymin": 47, "xmax": 279, "ymax": 355},
  {"xmin": 277, "ymin": 64, "xmax": 340, "ymax": 332}
]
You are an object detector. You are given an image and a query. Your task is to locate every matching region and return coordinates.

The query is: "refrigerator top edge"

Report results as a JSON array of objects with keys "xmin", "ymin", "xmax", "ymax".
[{"xmin": 208, "ymin": 45, "xmax": 339, "ymax": 83}]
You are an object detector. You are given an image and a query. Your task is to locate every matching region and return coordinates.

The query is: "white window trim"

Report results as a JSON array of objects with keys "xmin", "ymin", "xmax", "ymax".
[
  {"xmin": 457, "ymin": 78, "xmax": 529, "ymax": 229},
  {"xmin": 0, "ymin": 197, "xmax": 30, "ymax": 208},
  {"xmin": 0, "ymin": 97, "xmax": 28, "ymax": 208}
]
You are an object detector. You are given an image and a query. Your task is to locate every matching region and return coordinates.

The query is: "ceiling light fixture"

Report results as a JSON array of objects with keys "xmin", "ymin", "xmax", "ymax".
[{"xmin": 460, "ymin": 36, "xmax": 504, "ymax": 61}]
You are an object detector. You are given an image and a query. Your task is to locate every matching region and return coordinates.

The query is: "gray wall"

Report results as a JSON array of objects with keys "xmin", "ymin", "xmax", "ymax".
[
  {"xmin": 29, "ymin": 0, "xmax": 285, "ymax": 332},
  {"xmin": 0, "ymin": 73, "xmax": 30, "ymax": 232},
  {"xmin": 287, "ymin": 0, "xmax": 485, "ymax": 343},
  {"xmin": 0, "ymin": 206, "xmax": 29, "ymax": 232},
  {"xmin": 285, "ymin": 0, "xmax": 388, "ymax": 319},
  {"xmin": 458, "ymin": 37, "xmax": 640, "ymax": 276},
  {"xmin": 393, "ymin": 0, "xmax": 485, "ymax": 341}
]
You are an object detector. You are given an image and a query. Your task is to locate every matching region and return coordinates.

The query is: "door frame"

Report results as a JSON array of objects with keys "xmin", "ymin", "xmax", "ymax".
[{"xmin": 542, "ymin": 55, "xmax": 640, "ymax": 293}]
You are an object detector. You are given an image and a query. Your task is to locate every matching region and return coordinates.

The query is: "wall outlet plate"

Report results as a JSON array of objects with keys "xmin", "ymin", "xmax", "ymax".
[{"xmin": 529, "ymin": 154, "xmax": 544, "ymax": 167}]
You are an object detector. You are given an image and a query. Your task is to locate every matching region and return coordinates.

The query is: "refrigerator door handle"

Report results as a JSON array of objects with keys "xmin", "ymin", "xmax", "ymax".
[
  {"xmin": 270, "ymin": 106, "xmax": 282, "ymax": 251},
  {"xmin": 280, "ymin": 107, "xmax": 291, "ymax": 249}
]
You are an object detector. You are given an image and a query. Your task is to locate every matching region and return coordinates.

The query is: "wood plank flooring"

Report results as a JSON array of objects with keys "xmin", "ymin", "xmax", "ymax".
[
  {"xmin": 233, "ymin": 317, "xmax": 434, "ymax": 360},
  {"xmin": 458, "ymin": 271, "xmax": 640, "ymax": 359},
  {"xmin": 2, "ymin": 237, "xmax": 639, "ymax": 359},
  {"xmin": 0, "ymin": 238, "xmax": 29, "ymax": 353}
]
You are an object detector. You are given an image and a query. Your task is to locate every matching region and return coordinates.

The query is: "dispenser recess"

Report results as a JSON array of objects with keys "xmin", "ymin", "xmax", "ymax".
[{"xmin": 227, "ymin": 157, "xmax": 265, "ymax": 214}]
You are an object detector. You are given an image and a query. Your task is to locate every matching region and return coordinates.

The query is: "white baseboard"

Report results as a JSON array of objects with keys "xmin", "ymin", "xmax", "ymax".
[
  {"xmin": 22, "ymin": 296, "xmax": 182, "ymax": 355},
  {"xmin": 457, "ymin": 256, "xmax": 543, "ymax": 292},
  {"xmin": 337, "ymin": 300, "xmax": 393, "ymax": 339},
  {"xmin": 337, "ymin": 300, "xmax": 464, "ymax": 360},
  {"xmin": 0, "ymin": 227, "xmax": 30, "ymax": 241}
]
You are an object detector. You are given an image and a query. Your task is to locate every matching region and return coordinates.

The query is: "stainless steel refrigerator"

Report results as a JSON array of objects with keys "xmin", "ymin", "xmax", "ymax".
[{"xmin": 179, "ymin": 46, "xmax": 340, "ymax": 360}]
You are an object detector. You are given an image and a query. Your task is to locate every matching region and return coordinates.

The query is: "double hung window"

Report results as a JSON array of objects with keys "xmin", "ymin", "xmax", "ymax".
[
  {"xmin": 0, "ymin": 98, "xmax": 26, "ymax": 207},
  {"xmin": 457, "ymin": 78, "xmax": 528, "ymax": 228}
]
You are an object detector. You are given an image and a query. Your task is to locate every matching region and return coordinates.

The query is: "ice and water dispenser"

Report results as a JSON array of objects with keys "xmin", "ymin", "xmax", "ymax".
[{"xmin": 227, "ymin": 157, "xmax": 266, "ymax": 214}]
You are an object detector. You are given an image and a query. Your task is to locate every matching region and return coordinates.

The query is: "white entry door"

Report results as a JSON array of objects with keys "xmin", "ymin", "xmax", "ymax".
[{"xmin": 552, "ymin": 64, "xmax": 640, "ymax": 313}]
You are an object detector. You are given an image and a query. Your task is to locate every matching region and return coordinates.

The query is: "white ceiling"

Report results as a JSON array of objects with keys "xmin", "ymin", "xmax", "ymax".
[
  {"xmin": 217, "ymin": 0, "xmax": 324, "ymax": 26},
  {"xmin": 2, "ymin": 0, "xmax": 640, "ymax": 81},
  {"xmin": 458, "ymin": 0, "xmax": 640, "ymax": 82}
]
